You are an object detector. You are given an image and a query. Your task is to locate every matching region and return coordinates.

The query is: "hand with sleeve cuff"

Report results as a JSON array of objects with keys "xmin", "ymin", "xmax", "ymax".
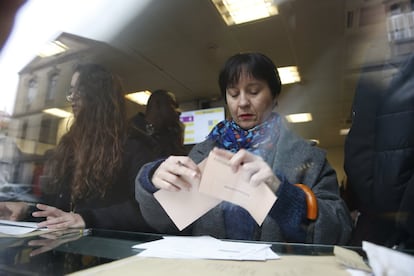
[{"xmin": 33, "ymin": 203, "xmax": 85, "ymax": 229}]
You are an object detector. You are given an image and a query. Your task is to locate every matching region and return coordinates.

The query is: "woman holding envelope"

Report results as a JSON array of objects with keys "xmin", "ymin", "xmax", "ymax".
[{"xmin": 136, "ymin": 52, "xmax": 352, "ymax": 244}]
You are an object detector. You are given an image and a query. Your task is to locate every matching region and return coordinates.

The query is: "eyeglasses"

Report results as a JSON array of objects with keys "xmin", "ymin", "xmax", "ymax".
[{"xmin": 66, "ymin": 88, "xmax": 81, "ymax": 102}]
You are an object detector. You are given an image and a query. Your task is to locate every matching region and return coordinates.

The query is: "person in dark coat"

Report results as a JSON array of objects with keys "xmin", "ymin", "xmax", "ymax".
[
  {"xmin": 130, "ymin": 89, "xmax": 186, "ymax": 157},
  {"xmin": 344, "ymin": 54, "xmax": 414, "ymax": 249}
]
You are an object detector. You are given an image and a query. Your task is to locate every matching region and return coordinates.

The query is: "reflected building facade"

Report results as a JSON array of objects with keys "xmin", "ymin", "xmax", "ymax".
[{"xmin": 6, "ymin": 33, "xmax": 141, "ymax": 194}]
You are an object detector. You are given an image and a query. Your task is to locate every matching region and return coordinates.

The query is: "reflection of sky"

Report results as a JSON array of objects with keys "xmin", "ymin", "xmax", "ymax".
[{"xmin": 0, "ymin": 0, "xmax": 150, "ymax": 114}]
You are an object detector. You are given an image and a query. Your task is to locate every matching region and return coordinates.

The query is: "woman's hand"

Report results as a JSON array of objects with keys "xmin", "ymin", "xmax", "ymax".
[
  {"xmin": 212, "ymin": 147, "xmax": 281, "ymax": 192},
  {"xmin": 33, "ymin": 204, "xmax": 85, "ymax": 229},
  {"xmin": 152, "ymin": 156, "xmax": 201, "ymax": 192},
  {"xmin": 0, "ymin": 201, "xmax": 28, "ymax": 221}
]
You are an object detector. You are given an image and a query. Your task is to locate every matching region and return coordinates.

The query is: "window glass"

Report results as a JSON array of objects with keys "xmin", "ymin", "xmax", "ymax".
[
  {"xmin": 46, "ymin": 74, "xmax": 58, "ymax": 101},
  {"xmin": 0, "ymin": 0, "xmax": 412, "ymax": 248},
  {"xmin": 26, "ymin": 79, "xmax": 37, "ymax": 107}
]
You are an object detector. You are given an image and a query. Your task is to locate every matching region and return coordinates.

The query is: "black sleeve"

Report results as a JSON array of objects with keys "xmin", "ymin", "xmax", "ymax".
[{"xmin": 78, "ymin": 136, "xmax": 160, "ymax": 232}]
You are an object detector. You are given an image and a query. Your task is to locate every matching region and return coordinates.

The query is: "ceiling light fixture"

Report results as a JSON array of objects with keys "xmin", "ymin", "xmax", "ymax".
[
  {"xmin": 285, "ymin": 113, "xmax": 313, "ymax": 123},
  {"xmin": 212, "ymin": 0, "xmax": 278, "ymax": 26},
  {"xmin": 277, "ymin": 66, "xmax": 301, "ymax": 84},
  {"xmin": 42, "ymin": 108, "xmax": 72, "ymax": 118},
  {"xmin": 309, "ymin": 139, "xmax": 320, "ymax": 145},
  {"xmin": 339, "ymin": 128, "xmax": 350, "ymax": 135},
  {"xmin": 38, "ymin": 40, "xmax": 69, "ymax": 57},
  {"xmin": 125, "ymin": 90, "xmax": 152, "ymax": 105}
]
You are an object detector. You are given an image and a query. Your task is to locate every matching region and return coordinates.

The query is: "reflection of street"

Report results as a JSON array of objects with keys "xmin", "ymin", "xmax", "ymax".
[
  {"xmin": 0, "ymin": 183, "xmax": 37, "ymax": 202},
  {"xmin": 0, "ymin": 132, "xmax": 51, "ymax": 202},
  {"xmin": 0, "ymin": 134, "xmax": 20, "ymax": 185}
]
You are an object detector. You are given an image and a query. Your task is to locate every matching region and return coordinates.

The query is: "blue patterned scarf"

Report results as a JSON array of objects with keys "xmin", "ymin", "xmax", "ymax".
[{"xmin": 207, "ymin": 112, "xmax": 281, "ymax": 158}]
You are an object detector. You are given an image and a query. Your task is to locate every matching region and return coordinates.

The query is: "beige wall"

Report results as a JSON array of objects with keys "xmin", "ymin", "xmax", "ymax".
[{"xmin": 326, "ymin": 146, "xmax": 346, "ymax": 187}]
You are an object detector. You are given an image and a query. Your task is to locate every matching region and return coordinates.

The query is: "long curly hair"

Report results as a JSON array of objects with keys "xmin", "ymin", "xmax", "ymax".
[{"xmin": 50, "ymin": 64, "xmax": 126, "ymax": 202}]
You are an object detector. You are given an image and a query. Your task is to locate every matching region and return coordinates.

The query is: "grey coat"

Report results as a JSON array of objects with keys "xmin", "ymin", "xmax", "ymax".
[{"xmin": 136, "ymin": 121, "xmax": 352, "ymax": 244}]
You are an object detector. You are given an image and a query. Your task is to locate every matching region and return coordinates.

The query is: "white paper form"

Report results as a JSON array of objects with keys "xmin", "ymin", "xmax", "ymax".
[
  {"xmin": 133, "ymin": 235, "xmax": 279, "ymax": 261},
  {"xmin": 0, "ymin": 219, "xmax": 45, "ymax": 235},
  {"xmin": 363, "ymin": 241, "xmax": 414, "ymax": 276}
]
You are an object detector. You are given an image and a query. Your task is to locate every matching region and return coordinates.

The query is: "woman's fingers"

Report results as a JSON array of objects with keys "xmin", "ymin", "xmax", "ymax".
[
  {"xmin": 32, "ymin": 204, "xmax": 62, "ymax": 218},
  {"xmin": 37, "ymin": 217, "xmax": 74, "ymax": 229},
  {"xmin": 169, "ymin": 156, "xmax": 199, "ymax": 172},
  {"xmin": 153, "ymin": 170, "xmax": 187, "ymax": 191},
  {"xmin": 153, "ymin": 156, "xmax": 200, "ymax": 191},
  {"xmin": 218, "ymin": 148, "xmax": 257, "ymax": 172},
  {"xmin": 218, "ymin": 149, "xmax": 277, "ymax": 189},
  {"xmin": 37, "ymin": 216, "xmax": 68, "ymax": 229},
  {"xmin": 240, "ymin": 161, "xmax": 275, "ymax": 187},
  {"xmin": 35, "ymin": 209, "xmax": 85, "ymax": 229}
]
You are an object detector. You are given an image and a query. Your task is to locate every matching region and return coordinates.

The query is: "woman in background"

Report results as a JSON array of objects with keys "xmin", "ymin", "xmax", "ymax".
[{"xmin": 0, "ymin": 64, "xmax": 158, "ymax": 232}]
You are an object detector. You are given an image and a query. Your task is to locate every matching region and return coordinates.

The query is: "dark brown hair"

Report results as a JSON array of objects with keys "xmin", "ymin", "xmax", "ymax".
[{"xmin": 218, "ymin": 52, "xmax": 282, "ymax": 102}]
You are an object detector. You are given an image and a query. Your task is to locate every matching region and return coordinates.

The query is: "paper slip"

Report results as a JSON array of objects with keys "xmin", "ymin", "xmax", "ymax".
[
  {"xmin": 363, "ymin": 241, "xmax": 414, "ymax": 276},
  {"xmin": 199, "ymin": 151, "xmax": 277, "ymax": 225},
  {"xmin": 133, "ymin": 235, "xmax": 279, "ymax": 261},
  {"xmin": 154, "ymin": 158, "xmax": 221, "ymax": 231},
  {"xmin": 0, "ymin": 219, "xmax": 46, "ymax": 235},
  {"xmin": 154, "ymin": 186, "xmax": 221, "ymax": 231}
]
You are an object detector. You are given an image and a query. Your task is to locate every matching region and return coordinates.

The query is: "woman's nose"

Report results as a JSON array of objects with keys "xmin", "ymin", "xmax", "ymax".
[{"xmin": 238, "ymin": 92, "xmax": 250, "ymax": 106}]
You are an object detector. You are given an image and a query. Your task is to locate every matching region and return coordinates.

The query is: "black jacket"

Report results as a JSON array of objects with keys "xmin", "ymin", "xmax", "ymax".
[
  {"xmin": 344, "ymin": 55, "xmax": 414, "ymax": 247},
  {"xmin": 46, "ymin": 129, "xmax": 159, "ymax": 233}
]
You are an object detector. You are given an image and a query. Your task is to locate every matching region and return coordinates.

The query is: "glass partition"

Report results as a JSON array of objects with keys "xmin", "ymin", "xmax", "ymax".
[{"xmin": 0, "ymin": 0, "xmax": 413, "ymax": 250}]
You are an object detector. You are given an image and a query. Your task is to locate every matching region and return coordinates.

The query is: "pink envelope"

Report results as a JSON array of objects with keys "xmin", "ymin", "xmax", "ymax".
[{"xmin": 199, "ymin": 150, "xmax": 277, "ymax": 225}]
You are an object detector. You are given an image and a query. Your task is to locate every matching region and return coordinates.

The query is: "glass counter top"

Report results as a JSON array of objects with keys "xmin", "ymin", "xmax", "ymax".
[{"xmin": 0, "ymin": 228, "xmax": 365, "ymax": 275}]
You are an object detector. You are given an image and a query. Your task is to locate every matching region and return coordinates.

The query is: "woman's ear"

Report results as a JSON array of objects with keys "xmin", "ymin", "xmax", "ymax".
[{"xmin": 272, "ymin": 97, "xmax": 278, "ymax": 108}]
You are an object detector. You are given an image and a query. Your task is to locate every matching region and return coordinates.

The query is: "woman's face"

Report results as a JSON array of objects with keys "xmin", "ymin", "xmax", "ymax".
[
  {"xmin": 226, "ymin": 72, "xmax": 276, "ymax": 130},
  {"xmin": 68, "ymin": 71, "xmax": 81, "ymax": 117}
]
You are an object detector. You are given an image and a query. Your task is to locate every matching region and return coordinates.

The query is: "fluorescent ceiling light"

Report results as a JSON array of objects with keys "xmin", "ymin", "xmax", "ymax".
[
  {"xmin": 212, "ymin": 0, "xmax": 278, "ymax": 25},
  {"xmin": 43, "ymin": 108, "xmax": 72, "ymax": 118},
  {"xmin": 38, "ymin": 40, "xmax": 69, "ymax": 57},
  {"xmin": 125, "ymin": 90, "xmax": 152, "ymax": 105},
  {"xmin": 285, "ymin": 113, "xmax": 313, "ymax": 123},
  {"xmin": 339, "ymin": 128, "xmax": 350, "ymax": 135},
  {"xmin": 309, "ymin": 139, "xmax": 320, "ymax": 145},
  {"xmin": 277, "ymin": 66, "xmax": 301, "ymax": 85}
]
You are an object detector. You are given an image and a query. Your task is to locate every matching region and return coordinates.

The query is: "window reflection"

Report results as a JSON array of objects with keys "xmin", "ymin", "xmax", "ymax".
[
  {"xmin": 46, "ymin": 73, "xmax": 59, "ymax": 102},
  {"xmin": 0, "ymin": 0, "xmax": 412, "ymax": 248},
  {"xmin": 26, "ymin": 78, "xmax": 37, "ymax": 109}
]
